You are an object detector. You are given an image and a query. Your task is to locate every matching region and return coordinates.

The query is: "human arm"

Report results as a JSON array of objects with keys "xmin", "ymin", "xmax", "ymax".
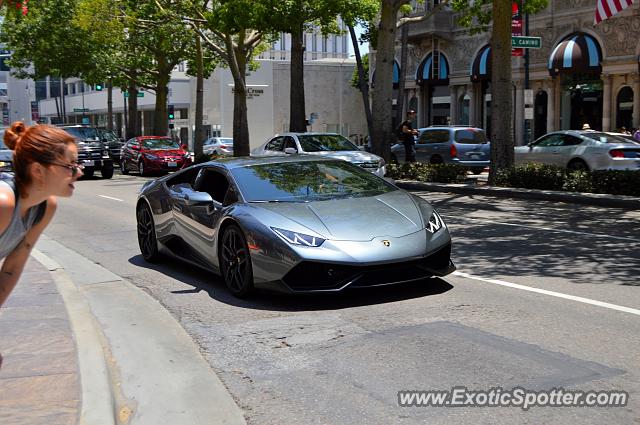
[{"xmin": 0, "ymin": 196, "xmax": 57, "ymax": 308}]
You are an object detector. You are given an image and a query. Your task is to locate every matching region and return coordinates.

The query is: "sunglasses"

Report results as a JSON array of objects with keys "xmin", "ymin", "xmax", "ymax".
[{"xmin": 50, "ymin": 161, "xmax": 85, "ymax": 177}]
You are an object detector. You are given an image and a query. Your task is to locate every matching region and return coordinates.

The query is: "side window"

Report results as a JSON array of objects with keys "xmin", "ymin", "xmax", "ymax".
[
  {"xmin": 283, "ymin": 136, "xmax": 297, "ymax": 150},
  {"xmin": 534, "ymin": 134, "xmax": 561, "ymax": 147},
  {"xmin": 419, "ymin": 130, "xmax": 449, "ymax": 144},
  {"xmin": 166, "ymin": 167, "xmax": 201, "ymax": 188},
  {"xmin": 193, "ymin": 168, "xmax": 230, "ymax": 204},
  {"xmin": 265, "ymin": 137, "xmax": 285, "ymax": 151},
  {"xmin": 561, "ymin": 135, "xmax": 583, "ymax": 146}
]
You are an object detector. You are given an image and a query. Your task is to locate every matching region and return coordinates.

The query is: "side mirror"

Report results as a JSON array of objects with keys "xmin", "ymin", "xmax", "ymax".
[
  {"xmin": 284, "ymin": 147, "xmax": 298, "ymax": 155},
  {"xmin": 131, "ymin": 145, "xmax": 141, "ymax": 151},
  {"xmin": 185, "ymin": 190, "xmax": 214, "ymax": 206},
  {"xmin": 181, "ymin": 144, "xmax": 188, "ymax": 151}
]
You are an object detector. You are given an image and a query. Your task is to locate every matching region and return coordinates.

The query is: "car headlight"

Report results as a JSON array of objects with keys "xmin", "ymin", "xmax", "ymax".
[
  {"xmin": 271, "ymin": 227, "xmax": 325, "ymax": 247},
  {"xmin": 183, "ymin": 153, "xmax": 191, "ymax": 159},
  {"xmin": 0, "ymin": 161, "xmax": 12, "ymax": 172},
  {"xmin": 144, "ymin": 153, "xmax": 158, "ymax": 160},
  {"xmin": 427, "ymin": 210, "xmax": 445, "ymax": 234}
]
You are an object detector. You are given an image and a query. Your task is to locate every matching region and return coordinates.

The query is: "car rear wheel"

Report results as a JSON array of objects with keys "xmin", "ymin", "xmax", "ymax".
[
  {"xmin": 83, "ymin": 168, "xmax": 94, "ymax": 178},
  {"xmin": 101, "ymin": 167, "xmax": 114, "ymax": 179},
  {"xmin": 219, "ymin": 224, "xmax": 254, "ymax": 297},
  {"xmin": 471, "ymin": 167, "xmax": 484, "ymax": 175},
  {"xmin": 137, "ymin": 203, "xmax": 159, "ymax": 262},
  {"xmin": 121, "ymin": 159, "xmax": 129, "ymax": 174},
  {"xmin": 430, "ymin": 155, "xmax": 443, "ymax": 164},
  {"xmin": 567, "ymin": 159, "xmax": 589, "ymax": 172}
]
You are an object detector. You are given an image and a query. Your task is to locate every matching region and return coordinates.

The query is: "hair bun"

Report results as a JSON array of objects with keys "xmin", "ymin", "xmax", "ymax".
[{"xmin": 4, "ymin": 121, "xmax": 27, "ymax": 150}]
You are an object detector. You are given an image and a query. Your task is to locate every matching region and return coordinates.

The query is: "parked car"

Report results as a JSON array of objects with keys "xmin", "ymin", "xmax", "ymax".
[
  {"xmin": 203, "ymin": 137, "xmax": 234, "ymax": 157},
  {"xmin": 136, "ymin": 155, "xmax": 455, "ymax": 297},
  {"xmin": 98, "ymin": 127, "xmax": 125, "ymax": 163},
  {"xmin": 605, "ymin": 132, "xmax": 640, "ymax": 144},
  {"xmin": 58, "ymin": 125, "xmax": 114, "ymax": 179},
  {"xmin": 252, "ymin": 132, "xmax": 386, "ymax": 177},
  {"xmin": 391, "ymin": 126, "xmax": 490, "ymax": 174},
  {"xmin": 120, "ymin": 136, "xmax": 192, "ymax": 176},
  {"xmin": 514, "ymin": 130, "xmax": 640, "ymax": 171}
]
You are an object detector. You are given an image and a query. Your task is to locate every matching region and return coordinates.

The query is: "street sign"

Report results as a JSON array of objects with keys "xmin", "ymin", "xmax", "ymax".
[
  {"xmin": 524, "ymin": 89, "xmax": 534, "ymax": 105},
  {"xmin": 123, "ymin": 92, "xmax": 144, "ymax": 98},
  {"xmin": 524, "ymin": 107, "xmax": 534, "ymax": 120},
  {"xmin": 512, "ymin": 36, "xmax": 541, "ymax": 49},
  {"xmin": 73, "ymin": 108, "xmax": 89, "ymax": 112}
]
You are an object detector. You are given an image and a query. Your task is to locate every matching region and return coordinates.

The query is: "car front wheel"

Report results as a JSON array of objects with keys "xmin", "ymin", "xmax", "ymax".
[
  {"xmin": 219, "ymin": 224, "xmax": 254, "ymax": 297},
  {"xmin": 121, "ymin": 158, "xmax": 129, "ymax": 174},
  {"xmin": 137, "ymin": 203, "xmax": 159, "ymax": 262},
  {"xmin": 567, "ymin": 159, "xmax": 589, "ymax": 172}
]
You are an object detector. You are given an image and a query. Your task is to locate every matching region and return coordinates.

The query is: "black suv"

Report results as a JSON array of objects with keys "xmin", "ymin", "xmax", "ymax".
[{"xmin": 58, "ymin": 125, "xmax": 114, "ymax": 179}]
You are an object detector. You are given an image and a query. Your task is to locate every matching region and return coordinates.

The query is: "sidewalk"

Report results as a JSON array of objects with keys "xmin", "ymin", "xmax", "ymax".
[
  {"xmin": 0, "ymin": 257, "xmax": 80, "ymax": 425},
  {"xmin": 0, "ymin": 236, "xmax": 247, "ymax": 425}
]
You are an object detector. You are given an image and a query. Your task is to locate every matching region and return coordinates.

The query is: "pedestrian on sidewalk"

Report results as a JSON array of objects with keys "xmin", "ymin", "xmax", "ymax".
[
  {"xmin": 399, "ymin": 110, "xmax": 419, "ymax": 163},
  {"xmin": 0, "ymin": 122, "xmax": 82, "ymax": 310}
]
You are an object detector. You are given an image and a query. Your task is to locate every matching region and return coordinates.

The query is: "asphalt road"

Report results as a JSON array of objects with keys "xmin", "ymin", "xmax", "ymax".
[{"xmin": 44, "ymin": 173, "xmax": 640, "ymax": 425}]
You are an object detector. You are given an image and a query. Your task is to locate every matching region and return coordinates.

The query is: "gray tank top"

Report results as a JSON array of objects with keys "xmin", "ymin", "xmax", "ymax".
[{"xmin": 0, "ymin": 179, "xmax": 47, "ymax": 260}]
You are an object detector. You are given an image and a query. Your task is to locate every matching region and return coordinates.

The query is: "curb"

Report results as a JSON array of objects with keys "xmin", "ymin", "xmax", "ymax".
[
  {"xmin": 34, "ymin": 235, "xmax": 247, "ymax": 425},
  {"xmin": 394, "ymin": 180, "xmax": 640, "ymax": 209},
  {"xmin": 31, "ymin": 249, "xmax": 116, "ymax": 425}
]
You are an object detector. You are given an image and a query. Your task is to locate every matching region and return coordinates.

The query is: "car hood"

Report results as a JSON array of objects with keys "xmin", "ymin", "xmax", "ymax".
[
  {"xmin": 146, "ymin": 149, "xmax": 185, "ymax": 156},
  {"xmin": 254, "ymin": 190, "xmax": 424, "ymax": 241},
  {"xmin": 305, "ymin": 150, "xmax": 382, "ymax": 163}
]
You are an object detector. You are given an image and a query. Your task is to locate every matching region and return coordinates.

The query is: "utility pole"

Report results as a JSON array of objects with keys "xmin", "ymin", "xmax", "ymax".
[{"xmin": 523, "ymin": 1, "xmax": 531, "ymax": 145}]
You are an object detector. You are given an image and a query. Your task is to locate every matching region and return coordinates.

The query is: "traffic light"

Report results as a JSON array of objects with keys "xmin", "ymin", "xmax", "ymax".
[
  {"xmin": 95, "ymin": 83, "xmax": 103, "ymax": 91},
  {"xmin": 168, "ymin": 105, "xmax": 175, "ymax": 120}
]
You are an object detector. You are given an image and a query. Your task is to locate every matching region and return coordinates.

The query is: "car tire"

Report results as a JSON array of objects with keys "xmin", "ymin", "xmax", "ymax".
[
  {"xmin": 430, "ymin": 155, "xmax": 444, "ymax": 164},
  {"xmin": 219, "ymin": 224, "xmax": 254, "ymax": 297},
  {"xmin": 121, "ymin": 159, "xmax": 129, "ymax": 174},
  {"xmin": 83, "ymin": 168, "xmax": 95, "ymax": 178},
  {"xmin": 471, "ymin": 168, "xmax": 484, "ymax": 175},
  {"xmin": 567, "ymin": 159, "xmax": 589, "ymax": 172},
  {"xmin": 136, "ymin": 203, "xmax": 160, "ymax": 262},
  {"xmin": 138, "ymin": 160, "xmax": 146, "ymax": 176},
  {"xmin": 101, "ymin": 167, "xmax": 114, "ymax": 179}
]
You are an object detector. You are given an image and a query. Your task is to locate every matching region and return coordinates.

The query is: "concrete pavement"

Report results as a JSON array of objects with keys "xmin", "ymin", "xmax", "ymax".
[{"xmin": 0, "ymin": 181, "xmax": 636, "ymax": 425}]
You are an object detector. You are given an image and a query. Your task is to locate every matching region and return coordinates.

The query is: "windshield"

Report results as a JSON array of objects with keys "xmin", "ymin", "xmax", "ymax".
[
  {"xmin": 298, "ymin": 135, "xmax": 359, "ymax": 152},
  {"xmin": 99, "ymin": 129, "xmax": 120, "ymax": 142},
  {"xmin": 142, "ymin": 138, "xmax": 181, "ymax": 150},
  {"xmin": 454, "ymin": 128, "xmax": 488, "ymax": 144},
  {"xmin": 206, "ymin": 138, "xmax": 233, "ymax": 146},
  {"xmin": 63, "ymin": 127, "xmax": 100, "ymax": 141},
  {"xmin": 584, "ymin": 132, "xmax": 638, "ymax": 144},
  {"xmin": 231, "ymin": 160, "xmax": 396, "ymax": 202}
]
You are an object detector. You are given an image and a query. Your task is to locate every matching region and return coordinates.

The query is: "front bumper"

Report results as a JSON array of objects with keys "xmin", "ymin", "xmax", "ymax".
[
  {"xmin": 144, "ymin": 158, "xmax": 192, "ymax": 171},
  {"xmin": 259, "ymin": 243, "xmax": 455, "ymax": 293}
]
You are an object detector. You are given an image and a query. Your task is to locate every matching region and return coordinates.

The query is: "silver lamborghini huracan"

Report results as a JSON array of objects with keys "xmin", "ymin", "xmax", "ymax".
[{"xmin": 136, "ymin": 156, "xmax": 455, "ymax": 297}]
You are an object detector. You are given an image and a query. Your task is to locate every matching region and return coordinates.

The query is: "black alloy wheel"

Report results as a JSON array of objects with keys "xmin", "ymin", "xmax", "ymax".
[
  {"xmin": 137, "ymin": 203, "xmax": 159, "ymax": 262},
  {"xmin": 121, "ymin": 158, "xmax": 129, "ymax": 174},
  {"xmin": 219, "ymin": 224, "xmax": 254, "ymax": 297}
]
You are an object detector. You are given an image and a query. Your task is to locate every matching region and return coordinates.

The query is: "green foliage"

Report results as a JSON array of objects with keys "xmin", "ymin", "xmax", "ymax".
[
  {"xmin": 495, "ymin": 164, "xmax": 640, "ymax": 197},
  {"xmin": 494, "ymin": 163, "xmax": 565, "ymax": 191},
  {"xmin": 450, "ymin": 0, "xmax": 549, "ymax": 33},
  {"xmin": 386, "ymin": 163, "xmax": 467, "ymax": 183},
  {"xmin": 350, "ymin": 53, "xmax": 368, "ymax": 89}
]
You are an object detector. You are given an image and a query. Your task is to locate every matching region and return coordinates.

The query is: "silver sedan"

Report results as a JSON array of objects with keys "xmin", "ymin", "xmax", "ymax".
[
  {"xmin": 252, "ymin": 132, "xmax": 386, "ymax": 177},
  {"xmin": 203, "ymin": 137, "xmax": 234, "ymax": 157},
  {"xmin": 515, "ymin": 130, "xmax": 640, "ymax": 171}
]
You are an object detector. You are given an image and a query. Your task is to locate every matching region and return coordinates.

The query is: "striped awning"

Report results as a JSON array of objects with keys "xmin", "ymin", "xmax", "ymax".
[
  {"xmin": 416, "ymin": 52, "xmax": 450, "ymax": 85},
  {"xmin": 371, "ymin": 60, "xmax": 401, "ymax": 88},
  {"xmin": 548, "ymin": 33, "xmax": 602, "ymax": 76},
  {"xmin": 470, "ymin": 45, "xmax": 491, "ymax": 82}
]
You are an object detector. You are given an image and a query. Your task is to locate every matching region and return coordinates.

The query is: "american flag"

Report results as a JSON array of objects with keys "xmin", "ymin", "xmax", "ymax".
[{"xmin": 595, "ymin": 0, "xmax": 634, "ymax": 24}]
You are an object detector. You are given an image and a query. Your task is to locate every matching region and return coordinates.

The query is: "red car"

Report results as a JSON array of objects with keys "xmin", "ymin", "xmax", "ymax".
[{"xmin": 120, "ymin": 136, "xmax": 192, "ymax": 176}]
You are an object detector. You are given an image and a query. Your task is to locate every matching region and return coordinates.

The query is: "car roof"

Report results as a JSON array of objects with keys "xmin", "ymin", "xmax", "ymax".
[
  {"xmin": 136, "ymin": 136, "xmax": 173, "ymax": 140},
  {"xmin": 202, "ymin": 155, "xmax": 342, "ymax": 170},
  {"xmin": 273, "ymin": 132, "xmax": 341, "ymax": 137}
]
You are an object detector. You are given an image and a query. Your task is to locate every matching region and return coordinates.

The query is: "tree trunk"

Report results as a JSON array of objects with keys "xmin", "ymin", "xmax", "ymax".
[
  {"xmin": 371, "ymin": 1, "xmax": 400, "ymax": 162},
  {"xmin": 126, "ymin": 82, "xmax": 138, "ymax": 140},
  {"xmin": 489, "ymin": 0, "xmax": 514, "ymax": 184},
  {"xmin": 348, "ymin": 25, "xmax": 373, "ymax": 142},
  {"xmin": 194, "ymin": 35, "xmax": 206, "ymax": 162},
  {"xmin": 154, "ymin": 77, "xmax": 169, "ymax": 136},
  {"xmin": 396, "ymin": 22, "xmax": 409, "ymax": 126},
  {"xmin": 289, "ymin": 25, "xmax": 307, "ymax": 132},
  {"xmin": 107, "ymin": 79, "xmax": 113, "ymax": 131},
  {"xmin": 230, "ymin": 51, "xmax": 250, "ymax": 156}
]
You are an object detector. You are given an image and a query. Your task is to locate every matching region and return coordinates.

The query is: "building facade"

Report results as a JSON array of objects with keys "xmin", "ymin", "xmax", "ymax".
[{"xmin": 389, "ymin": 0, "xmax": 640, "ymax": 145}]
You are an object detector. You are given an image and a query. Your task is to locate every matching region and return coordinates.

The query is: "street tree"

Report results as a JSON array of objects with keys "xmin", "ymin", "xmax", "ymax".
[
  {"xmin": 263, "ymin": 0, "xmax": 377, "ymax": 133},
  {"xmin": 187, "ymin": 0, "xmax": 274, "ymax": 156}
]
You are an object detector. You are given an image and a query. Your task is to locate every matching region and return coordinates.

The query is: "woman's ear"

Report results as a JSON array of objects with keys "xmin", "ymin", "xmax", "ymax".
[{"xmin": 30, "ymin": 162, "xmax": 48, "ymax": 190}]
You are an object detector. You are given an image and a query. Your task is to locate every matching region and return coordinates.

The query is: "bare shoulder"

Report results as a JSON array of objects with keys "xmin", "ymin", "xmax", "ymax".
[{"xmin": 0, "ymin": 183, "xmax": 16, "ymax": 236}]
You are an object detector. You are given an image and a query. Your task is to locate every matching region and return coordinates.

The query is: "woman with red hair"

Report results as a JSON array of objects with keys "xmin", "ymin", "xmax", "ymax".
[{"xmin": 0, "ymin": 121, "xmax": 82, "ymax": 308}]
